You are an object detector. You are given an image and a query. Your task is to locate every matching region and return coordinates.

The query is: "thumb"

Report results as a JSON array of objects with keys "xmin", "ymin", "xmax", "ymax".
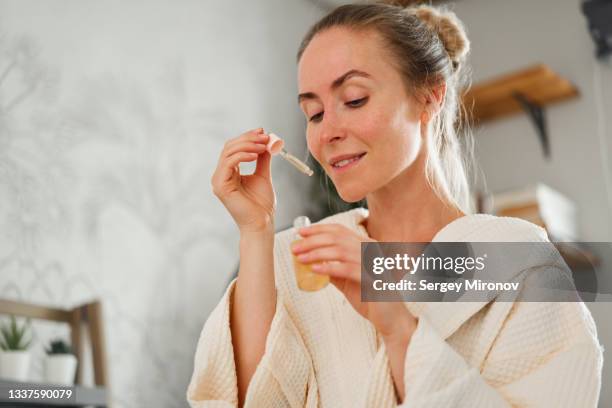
[{"xmin": 254, "ymin": 150, "xmax": 272, "ymax": 179}]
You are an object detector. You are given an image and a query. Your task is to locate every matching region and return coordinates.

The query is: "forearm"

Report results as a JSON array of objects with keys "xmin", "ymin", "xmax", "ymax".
[
  {"xmin": 382, "ymin": 311, "xmax": 418, "ymax": 405},
  {"xmin": 231, "ymin": 228, "xmax": 276, "ymax": 407}
]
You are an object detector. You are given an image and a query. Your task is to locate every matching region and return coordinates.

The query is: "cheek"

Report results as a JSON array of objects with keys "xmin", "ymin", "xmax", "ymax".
[
  {"xmin": 351, "ymin": 106, "xmax": 387, "ymax": 146},
  {"xmin": 367, "ymin": 105, "xmax": 417, "ymax": 151},
  {"xmin": 306, "ymin": 131, "xmax": 321, "ymax": 163},
  {"xmin": 370, "ymin": 108, "xmax": 422, "ymax": 171}
]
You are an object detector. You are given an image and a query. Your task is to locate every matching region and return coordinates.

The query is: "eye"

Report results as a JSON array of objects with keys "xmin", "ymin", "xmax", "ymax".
[
  {"xmin": 309, "ymin": 112, "xmax": 323, "ymax": 123},
  {"xmin": 346, "ymin": 97, "xmax": 368, "ymax": 107},
  {"xmin": 307, "ymin": 97, "xmax": 369, "ymax": 123}
]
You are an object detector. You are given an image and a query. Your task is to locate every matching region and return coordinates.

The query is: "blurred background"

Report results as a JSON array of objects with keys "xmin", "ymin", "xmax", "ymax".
[{"xmin": 0, "ymin": 0, "xmax": 610, "ymax": 407}]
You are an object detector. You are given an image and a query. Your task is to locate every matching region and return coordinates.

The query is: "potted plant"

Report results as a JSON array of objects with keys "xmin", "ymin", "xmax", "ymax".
[
  {"xmin": 44, "ymin": 339, "xmax": 77, "ymax": 385},
  {"xmin": 0, "ymin": 316, "xmax": 32, "ymax": 382}
]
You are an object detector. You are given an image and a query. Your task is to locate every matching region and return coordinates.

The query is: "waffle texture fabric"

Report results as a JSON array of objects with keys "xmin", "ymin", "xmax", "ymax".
[{"xmin": 187, "ymin": 207, "xmax": 603, "ymax": 407}]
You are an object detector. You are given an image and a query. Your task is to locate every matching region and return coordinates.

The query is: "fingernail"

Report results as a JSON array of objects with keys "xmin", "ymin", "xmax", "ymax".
[
  {"xmin": 311, "ymin": 263, "xmax": 322, "ymax": 270},
  {"xmin": 291, "ymin": 245, "xmax": 301, "ymax": 253},
  {"xmin": 297, "ymin": 254, "xmax": 308, "ymax": 262}
]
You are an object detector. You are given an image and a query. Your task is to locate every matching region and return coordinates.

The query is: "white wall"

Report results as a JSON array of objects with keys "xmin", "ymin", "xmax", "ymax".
[
  {"xmin": 451, "ymin": 0, "xmax": 612, "ymax": 406},
  {"xmin": 0, "ymin": 1, "xmax": 323, "ymax": 407},
  {"xmin": 452, "ymin": 0, "xmax": 612, "ymax": 241}
]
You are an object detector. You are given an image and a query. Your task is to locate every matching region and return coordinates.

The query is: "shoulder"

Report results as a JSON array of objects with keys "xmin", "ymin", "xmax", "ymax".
[
  {"xmin": 435, "ymin": 213, "xmax": 550, "ymax": 242},
  {"xmin": 486, "ymin": 301, "xmax": 602, "ymax": 375},
  {"xmin": 436, "ymin": 214, "xmax": 556, "ymax": 277}
]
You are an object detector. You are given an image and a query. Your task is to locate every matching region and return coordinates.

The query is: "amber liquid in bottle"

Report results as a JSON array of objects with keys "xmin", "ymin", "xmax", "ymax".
[{"xmin": 292, "ymin": 216, "xmax": 329, "ymax": 292}]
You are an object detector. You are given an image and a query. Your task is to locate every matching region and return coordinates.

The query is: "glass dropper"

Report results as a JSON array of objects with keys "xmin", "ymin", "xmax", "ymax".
[{"xmin": 267, "ymin": 133, "xmax": 314, "ymax": 177}]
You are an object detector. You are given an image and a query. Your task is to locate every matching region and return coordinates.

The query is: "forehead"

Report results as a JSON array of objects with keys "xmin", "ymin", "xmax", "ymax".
[{"xmin": 298, "ymin": 27, "xmax": 389, "ymax": 90}]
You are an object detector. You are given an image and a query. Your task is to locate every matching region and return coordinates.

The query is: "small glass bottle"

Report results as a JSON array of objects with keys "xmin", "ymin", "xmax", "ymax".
[{"xmin": 292, "ymin": 215, "xmax": 330, "ymax": 291}]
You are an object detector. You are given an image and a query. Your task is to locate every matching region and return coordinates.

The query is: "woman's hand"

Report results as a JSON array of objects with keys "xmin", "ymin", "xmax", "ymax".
[
  {"xmin": 211, "ymin": 128, "xmax": 276, "ymax": 233},
  {"xmin": 290, "ymin": 223, "xmax": 418, "ymax": 339}
]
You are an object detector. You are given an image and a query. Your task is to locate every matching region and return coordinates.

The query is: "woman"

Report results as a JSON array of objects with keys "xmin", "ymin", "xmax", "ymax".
[{"xmin": 187, "ymin": 2, "xmax": 603, "ymax": 407}]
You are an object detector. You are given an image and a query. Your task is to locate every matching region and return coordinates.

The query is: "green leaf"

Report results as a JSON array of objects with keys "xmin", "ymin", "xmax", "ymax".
[
  {"xmin": 21, "ymin": 337, "xmax": 32, "ymax": 351},
  {"xmin": 0, "ymin": 316, "xmax": 32, "ymax": 351},
  {"xmin": 46, "ymin": 339, "xmax": 73, "ymax": 355}
]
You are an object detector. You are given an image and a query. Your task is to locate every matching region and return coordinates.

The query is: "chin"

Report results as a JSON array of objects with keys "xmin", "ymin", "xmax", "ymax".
[{"xmin": 335, "ymin": 185, "xmax": 367, "ymax": 203}]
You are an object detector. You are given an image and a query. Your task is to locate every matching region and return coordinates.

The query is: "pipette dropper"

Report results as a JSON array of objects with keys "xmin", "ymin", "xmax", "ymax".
[
  {"xmin": 267, "ymin": 132, "xmax": 314, "ymax": 177},
  {"xmin": 278, "ymin": 149, "xmax": 314, "ymax": 176}
]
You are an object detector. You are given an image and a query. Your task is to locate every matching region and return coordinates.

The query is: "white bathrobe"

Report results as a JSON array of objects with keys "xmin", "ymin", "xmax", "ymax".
[{"xmin": 187, "ymin": 207, "xmax": 603, "ymax": 407}]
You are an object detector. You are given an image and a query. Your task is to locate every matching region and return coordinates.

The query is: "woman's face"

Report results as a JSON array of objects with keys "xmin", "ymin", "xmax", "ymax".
[{"xmin": 298, "ymin": 27, "xmax": 424, "ymax": 203}]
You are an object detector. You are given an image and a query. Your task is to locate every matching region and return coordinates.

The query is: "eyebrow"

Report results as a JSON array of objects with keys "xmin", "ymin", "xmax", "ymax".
[{"xmin": 298, "ymin": 69, "xmax": 371, "ymax": 104}]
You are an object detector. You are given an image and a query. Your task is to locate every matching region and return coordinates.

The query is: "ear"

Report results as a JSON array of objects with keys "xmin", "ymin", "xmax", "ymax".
[{"xmin": 420, "ymin": 82, "xmax": 447, "ymax": 123}]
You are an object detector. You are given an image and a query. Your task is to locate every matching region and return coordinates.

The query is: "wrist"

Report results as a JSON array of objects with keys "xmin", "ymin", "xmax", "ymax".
[
  {"xmin": 239, "ymin": 230, "xmax": 274, "ymax": 251},
  {"xmin": 239, "ymin": 220, "xmax": 275, "ymax": 236}
]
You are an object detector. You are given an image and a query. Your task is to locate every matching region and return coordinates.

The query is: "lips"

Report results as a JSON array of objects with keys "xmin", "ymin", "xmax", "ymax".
[
  {"xmin": 329, "ymin": 152, "xmax": 366, "ymax": 166},
  {"xmin": 329, "ymin": 152, "xmax": 367, "ymax": 170}
]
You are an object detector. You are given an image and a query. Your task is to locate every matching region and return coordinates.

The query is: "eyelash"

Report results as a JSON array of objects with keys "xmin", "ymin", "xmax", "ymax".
[{"xmin": 308, "ymin": 97, "xmax": 369, "ymax": 123}]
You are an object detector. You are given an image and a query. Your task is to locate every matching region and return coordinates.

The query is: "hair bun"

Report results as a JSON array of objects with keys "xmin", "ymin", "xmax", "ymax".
[
  {"xmin": 412, "ymin": 5, "xmax": 470, "ymax": 71},
  {"xmin": 378, "ymin": 0, "xmax": 415, "ymax": 6}
]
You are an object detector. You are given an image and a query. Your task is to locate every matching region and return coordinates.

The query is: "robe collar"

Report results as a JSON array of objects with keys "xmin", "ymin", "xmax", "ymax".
[{"xmin": 327, "ymin": 207, "xmax": 556, "ymax": 340}]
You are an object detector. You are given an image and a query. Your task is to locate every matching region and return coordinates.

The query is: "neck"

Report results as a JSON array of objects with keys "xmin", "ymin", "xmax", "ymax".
[{"xmin": 363, "ymin": 149, "xmax": 465, "ymax": 242}]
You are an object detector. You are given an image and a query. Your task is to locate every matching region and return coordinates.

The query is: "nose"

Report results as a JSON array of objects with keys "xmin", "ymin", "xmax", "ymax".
[{"xmin": 318, "ymin": 110, "xmax": 346, "ymax": 145}]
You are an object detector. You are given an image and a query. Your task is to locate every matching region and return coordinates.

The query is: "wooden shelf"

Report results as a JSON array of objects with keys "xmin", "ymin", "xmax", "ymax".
[
  {"xmin": 0, "ymin": 299, "xmax": 109, "ymax": 407},
  {"xmin": 475, "ymin": 190, "xmax": 600, "ymax": 270},
  {"xmin": 463, "ymin": 64, "xmax": 579, "ymax": 124}
]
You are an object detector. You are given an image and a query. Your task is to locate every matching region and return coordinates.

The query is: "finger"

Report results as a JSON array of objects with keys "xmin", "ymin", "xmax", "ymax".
[
  {"xmin": 298, "ymin": 223, "xmax": 348, "ymax": 237},
  {"xmin": 245, "ymin": 127, "xmax": 265, "ymax": 136},
  {"xmin": 212, "ymin": 129, "xmax": 266, "ymax": 192},
  {"xmin": 254, "ymin": 149, "xmax": 271, "ymax": 179},
  {"xmin": 224, "ymin": 130, "xmax": 259, "ymax": 147},
  {"xmin": 311, "ymin": 261, "xmax": 360, "ymax": 282},
  {"xmin": 291, "ymin": 233, "xmax": 337, "ymax": 254},
  {"xmin": 216, "ymin": 152, "xmax": 259, "ymax": 183},
  {"xmin": 297, "ymin": 246, "xmax": 357, "ymax": 264},
  {"xmin": 223, "ymin": 128, "xmax": 269, "ymax": 150},
  {"xmin": 224, "ymin": 141, "xmax": 268, "ymax": 157},
  {"xmin": 224, "ymin": 132, "xmax": 269, "ymax": 152}
]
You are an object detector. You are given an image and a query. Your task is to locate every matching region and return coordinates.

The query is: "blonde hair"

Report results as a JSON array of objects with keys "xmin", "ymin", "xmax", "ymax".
[{"xmin": 297, "ymin": 1, "xmax": 476, "ymax": 213}]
